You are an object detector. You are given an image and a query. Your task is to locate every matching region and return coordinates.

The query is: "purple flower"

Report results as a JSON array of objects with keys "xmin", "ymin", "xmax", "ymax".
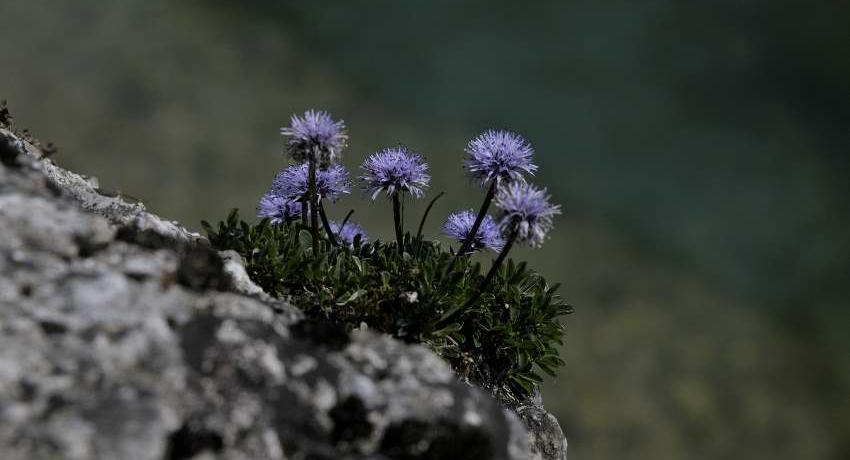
[
  {"xmin": 464, "ymin": 129, "xmax": 537, "ymax": 186},
  {"xmin": 495, "ymin": 182, "xmax": 560, "ymax": 248},
  {"xmin": 272, "ymin": 163, "xmax": 351, "ymax": 203},
  {"xmin": 280, "ymin": 110, "xmax": 348, "ymax": 166},
  {"xmin": 442, "ymin": 210, "xmax": 504, "ymax": 252},
  {"xmin": 360, "ymin": 146, "xmax": 431, "ymax": 199},
  {"xmin": 329, "ymin": 220, "xmax": 368, "ymax": 245},
  {"xmin": 257, "ymin": 192, "xmax": 302, "ymax": 224}
]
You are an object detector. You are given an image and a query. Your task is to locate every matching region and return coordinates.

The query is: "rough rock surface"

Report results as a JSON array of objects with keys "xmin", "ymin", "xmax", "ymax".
[{"xmin": 0, "ymin": 129, "xmax": 567, "ymax": 460}]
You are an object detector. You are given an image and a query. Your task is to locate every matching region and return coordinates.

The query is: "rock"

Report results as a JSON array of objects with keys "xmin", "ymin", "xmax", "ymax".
[
  {"xmin": 219, "ymin": 250, "xmax": 266, "ymax": 298},
  {"xmin": 516, "ymin": 398, "xmax": 569, "ymax": 460},
  {"xmin": 0, "ymin": 130, "xmax": 568, "ymax": 459}
]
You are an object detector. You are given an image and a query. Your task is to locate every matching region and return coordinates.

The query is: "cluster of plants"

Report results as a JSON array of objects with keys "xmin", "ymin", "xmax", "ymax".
[{"xmin": 203, "ymin": 110, "xmax": 572, "ymax": 397}]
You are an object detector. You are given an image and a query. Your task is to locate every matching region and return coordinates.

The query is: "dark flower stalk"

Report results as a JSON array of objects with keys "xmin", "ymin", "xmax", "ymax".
[
  {"xmin": 339, "ymin": 209, "xmax": 355, "ymax": 233},
  {"xmin": 464, "ymin": 226, "xmax": 519, "ymax": 308},
  {"xmin": 360, "ymin": 146, "xmax": 430, "ymax": 253},
  {"xmin": 463, "ymin": 182, "xmax": 560, "ymax": 311},
  {"xmin": 392, "ymin": 192, "xmax": 403, "ymax": 252},
  {"xmin": 454, "ymin": 180, "xmax": 497, "ymax": 256},
  {"xmin": 307, "ymin": 154, "xmax": 320, "ymax": 252},
  {"xmin": 417, "ymin": 191, "xmax": 445, "ymax": 240},
  {"xmin": 318, "ymin": 201, "xmax": 339, "ymax": 247}
]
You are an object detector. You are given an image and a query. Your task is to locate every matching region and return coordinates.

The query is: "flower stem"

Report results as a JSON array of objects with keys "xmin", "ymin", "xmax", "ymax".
[
  {"xmin": 300, "ymin": 201, "xmax": 308, "ymax": 227},
  {"xmin": 392, "ymin": 192, "xmax": 404, "ymax": 253},
  {"xmin": 465, "ymin": 227, "xmax": 518, "ymax": 309},
  {"xmin": 318, "ymin": 201, "xmax": 338, "ymax": 247},
  {"xmin": 439, "ymin": 180, "xmax": 497, "ymax": 286},
  {"xmin": 416, "ymin": 191, "xmax": 444, "ymax": 240},
  {"xmin": 339, "ymin": 209, "xmax": 355, "ymax": 232},
  {"xmin": 434, "ymin": 227, "xmax": 518, "ymax": 330},
  {"xmin": 455, "ymin": 179, "xmax": 497, "ymax": 258},
  {"xmin": 307, "ymin": 158, "xmax": 319, "ymax": 253}
]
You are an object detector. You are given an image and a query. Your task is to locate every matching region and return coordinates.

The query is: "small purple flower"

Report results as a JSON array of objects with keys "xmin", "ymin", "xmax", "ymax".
[
  {"xmin": 257, "ymin": 192, "xmax": 302, "ymax": 224},
  {"xmin": 329, "ymin": 220, "xmax": 368, "ymax": 245},
  {"xmin": 465, "ymin": 129, "xmax": 537, "ymax": 186},
  {"xmin": 495, "ymin": 182, "xmax": 560, "ymax": 248},
  {"xmin": 272, "ymin": 163, "xmax": 351, "ymax": 203},
  {"xmin": 442, "ymin": 210, "xmax": 504, "ymax": 252},
  {"xmin": 360, "ymin": 146, "xmax": 431, "ymax": 199},
  {"xmin": 281, "ymin": 110, "xmax": 348, "ymax": 166}
]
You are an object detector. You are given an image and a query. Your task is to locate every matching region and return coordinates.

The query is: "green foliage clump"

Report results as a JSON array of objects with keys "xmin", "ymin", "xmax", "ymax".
[{"xmin": 203, "ymin": 209, "xmax": 572, "ymax": 397}]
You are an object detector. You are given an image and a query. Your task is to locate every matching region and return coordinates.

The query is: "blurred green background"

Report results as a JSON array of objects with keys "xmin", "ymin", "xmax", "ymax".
[{"xmin": 2, "ymin": 1, "xmax": 849, "ymax": 458}]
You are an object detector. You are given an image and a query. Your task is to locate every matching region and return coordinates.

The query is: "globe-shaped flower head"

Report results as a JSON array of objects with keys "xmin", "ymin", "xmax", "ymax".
[
  {"xmin": 281, "ymin": 110, "xmax": 348, "ymax": 166},
  {"xmin": 272, "ymin": 163, "xmax": 352, "ymax": 203},
  {"xmin": 329, "ymin": 220, "xmax": 369, "ymax": 246},
  {"xmin": 257, "ymin": 192, "xmax": 302, "ymax": 224},
  {"xmin": 495, "ymin": 182, "xmax": 561, "ymax": 248},
  {"xmin": 360, "ymin": 147, "xmax": 431, "ymax": 199},
  {"xmin": 442, "ymin": 210, "xmax": 504, "ymax": 252},
  {"xmin": 464, "ymin": 129, "xmax": 537, "ymax": 186}
]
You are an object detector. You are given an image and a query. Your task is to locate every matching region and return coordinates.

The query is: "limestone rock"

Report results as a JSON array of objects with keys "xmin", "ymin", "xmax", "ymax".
[{"xmin": 0, "ymin": 129, "xmax": 567, "ymax": 460}]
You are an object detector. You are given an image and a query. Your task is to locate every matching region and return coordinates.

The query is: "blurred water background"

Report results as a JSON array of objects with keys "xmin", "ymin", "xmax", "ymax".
[{"xmin": 2, "ymin": 1, "xmax": 849, "ymax": 458}]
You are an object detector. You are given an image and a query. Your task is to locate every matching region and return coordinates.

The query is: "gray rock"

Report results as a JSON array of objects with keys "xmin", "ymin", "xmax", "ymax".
[
  {"xmin": 516, "ymin": 402, "xmax": 569, "ymax": 460},
  {"xmin": 0, "ymin": 130, "xmax": 568, "ymax": 459}
]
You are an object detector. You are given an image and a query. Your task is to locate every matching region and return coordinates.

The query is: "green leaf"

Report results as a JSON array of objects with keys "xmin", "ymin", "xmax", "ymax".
[
  {"xmin": 337, "ymin": 289, "xmax": 367, "ymax": 306},
  {"xmin": 351, "ymin": 255, "xmax": 363, "ymax": 272},
  {"xmin": 433, "ymin": 322, "xmax": 462, "ymax": 336},
  {"xmin": 298, "ymin": 230, "xmax": 313, "ymax": 251}
]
